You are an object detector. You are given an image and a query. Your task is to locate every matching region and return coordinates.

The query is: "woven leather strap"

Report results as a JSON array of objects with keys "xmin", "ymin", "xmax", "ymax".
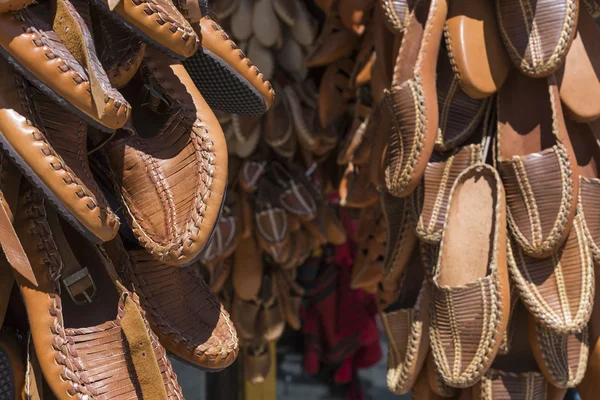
[{"xmin": 122, "ymin": 294, "xmax": 168, "ymax": 400}]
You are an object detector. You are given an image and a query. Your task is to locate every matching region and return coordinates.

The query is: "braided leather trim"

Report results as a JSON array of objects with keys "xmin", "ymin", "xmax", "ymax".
[
  {"xmin": 578, "ymin": 176, "xmax": 600, "ymax": 264},
  {"xmin": 495, "ymin": 0, "xmax": 577, "ymax": 77}
]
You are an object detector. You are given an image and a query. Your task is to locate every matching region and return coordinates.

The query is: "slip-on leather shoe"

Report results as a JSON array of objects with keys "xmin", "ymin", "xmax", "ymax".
[
  {"xmin": 0, "ymin": 0, "xmax": 131, "ymax": 131},
  {"xmin": 0, "ymin": 59, "xmax": 119, "ymax": 243},
  {"xmin": 430, "ymin": 164, "xmax": 510, "ymax": 388},
  {"xmin": 105, "ymin": 238, "xmax": 239, "ymax": 371},
  {"xmin": 105, "ymin": 48, "xmax": 227, "ymax": 266}
]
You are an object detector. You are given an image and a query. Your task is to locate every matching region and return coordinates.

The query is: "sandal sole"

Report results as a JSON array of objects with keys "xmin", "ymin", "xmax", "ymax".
[
  {"xmin": 0, "ymin": 46, "xmax": 114, "ymax": 134},
  {"xmin": 0, "ymin": 132, "xmax": 104, "ymax": 244},
  {"xmin": 183, "ymin": 47, "xmax": 267, "ymax": 116},
  {"xmin": 0, "ymin": 348, "xmax": 14, "ymax": 400}
]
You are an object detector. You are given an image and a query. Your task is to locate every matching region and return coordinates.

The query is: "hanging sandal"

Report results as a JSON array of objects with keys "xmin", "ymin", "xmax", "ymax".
[
  {"xmin": 0, "ymin": 59, "xmax": 119, "ymax": 244},
  {"xmin": 318, "ymin": 57, "xmax": 354, "ymax": 128},
  {"xmin": 383, "ymin": 0, "xmax": 448, "ymax": 198},
  {"xmin": 0, "ymin": 0, "xmax": 131, "ymax": 131},
  {"xmin": 305, "ymin": 5, "xmax": 358, "ymax": 67},
  {"xmin": 497, "ymin": 72, "xmax": 578, "ymax": 258},
  {"xmin": 183, "ymin": 15, "xmax": 275, "ymax": 115},
  {"xmin": 104, "ymin": 48, "xmax": 228, "ymax": 266},
  {"xmin": 104, "ymin": 239, "xmax": 239, "ymax": 371}
]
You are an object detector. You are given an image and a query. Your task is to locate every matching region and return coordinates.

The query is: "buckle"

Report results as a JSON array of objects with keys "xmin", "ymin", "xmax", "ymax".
[
  {"xmin": 61, "ymin": 267, "xmax": 96, "ymax": 305},
  {"xmin": 141, "ymin": 84, "xmax": 171, "ymax": 114}
]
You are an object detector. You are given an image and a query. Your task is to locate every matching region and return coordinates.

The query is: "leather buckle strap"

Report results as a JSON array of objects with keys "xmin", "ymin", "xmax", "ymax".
[{"xmin": 61, "ymin": 267, "xmax": 96, "ymax": 305}]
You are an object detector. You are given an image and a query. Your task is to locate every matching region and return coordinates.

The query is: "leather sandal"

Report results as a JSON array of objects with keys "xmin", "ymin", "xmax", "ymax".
[
  {"xmin": 507, "ymin": 213, "xmax": 594, "ymax": 334},
  {"xmin": 496, "ymin": 0, "xmax": 578, "ymax": 78},
  {"xmin": 411, "ymin": 367, "xmax": 444, "ymax": 400},
  {"xmin": 337, "ymin": 98, "xmax": 372, "ymax": 166},
  {"xmin": 528, "ymin": 313, "xmax": 589, "ymax": 389},
  {"xmin": 183, "ymin": 15, "xmax": 275, "ymax": 115},
  {"xmin": 212, "ymin": 0, "xmax": 239, "ymax": 20},
  {"xmin": 497, "ymin": 72, "xmax": 578, "ymax": 258},
  {"xmin": 264, "ymin": 86, "xmax": 297, "ymax": 158},
  {"xmin": 0, "ymin": 60, "xmax": 119, "ymax": 244},
  {"xmin": 0, "ymin": 0, "xmax": 131, "ymax": 132},
  {"xmin": 379, "ymin": 0, "xmax": 410, "ymax": 35},
  {"xmin": 434, "ymin": 48, "xmax": 488, "ymax": 152},
  {"xmin": 412, "ymin": 144, "xmax": 483, "ymax": 244},
  {"xmin": 254, "ymin": 181, "xmax": 291, "ymax": 264},
  {"xmin": 13, "ymin": 186, "xmax": 183, "ymax": 400},
  {"xmin": 0, "ymin": 0, "xmax": 34, "ymax": 12},
  {"xmin": 232, "ymin": 295, "xmax": 262, "ymax": 341},
  {"xmin": 200, "ymin": 195, "xmax": 240, "ymax": 265},
  {"xmin": 105, "ymin": 49, "xmax": 227, "ymax": 266},
  {"xmin": 339, "ymin": 163, "xmax": 380, "ymax": 208},
  {"xmin": 338, "ymin": 0, "xmax": 374, "ymax": 35},
  {"xmin": 383, "ymin": 0, "xmax": 448, "ymax": 198},
  {"xmin": 92, "ymin": 0, "xmax": 198, "ymax": 60},
  {"xmin": 268, "ymin": 162, "xmax": 317, "ymax": 221},
  {"xmin": 430, "ymin": 164, "xmax": 510, "ymax": 388},
  {"xmin": 243, "ymin": 342, "xmax": 271, "ymax": 384},
  {"xmin": 443, "ymin": 0, "xmax": 511, "ymax": 99},
  {"xmin": 558, "ymin": 4, "xmax": 600, "ymax": 123},
  {"xmin": 105, "ymin": 239, "xmax": 239, "ymax": 371},
  {"xmin": 0, "ymin": 330, "xmax": 25, "ymax": 400},
  {"xmin": 381, "ymin": 257, "xmax": 429, "ymax": 395},
  {"xmin": 351, "ymin": 217, "xmax": 385, "ymax": 290},
  {"xmin": 577, "ymin": 254, "xmax": 600, "ymax": 398},
  {"xmin": 257, "ymin": 274, "xmax": 285, "ymax": 342},
  {"xmin": 92, "ymin": 12, "xmax": 147, "ymax": 89},
  {"xmin": 203, "ymin": 256, "xmax": 232, "ymax": 294},
  {"xmin": 473, "ymin": 301, "xmax": 567, "ymax": 400},
  {"xmin": 274, "ymin": 269, "xmax": 304, "ymax": 330},
  {"xmin": 305, "ymin": 5, "xmax": 358, "ymax": 67},
  {"xmin": 569, "ymin": 119, "xmax": 600, "ymax": 265}
]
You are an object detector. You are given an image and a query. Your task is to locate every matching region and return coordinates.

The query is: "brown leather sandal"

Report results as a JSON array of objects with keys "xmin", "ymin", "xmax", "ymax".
[
  {"xmin": 338, "ymin": 0, "xmax": 374, "ymax": 35},
  {"xmin": 243, "ymin": 341, "xmax": 271, "ymax": 384},
  {"xmin": 430, "ymin": 164, "xmax": 510, "ymax": 388},
  {"xmin": 0, "ymin": 0, "xmax": 131, "ymax": 131},
  {"xmin": 558, "ymin": 4, "xmax": 600, "ymax": 123},
  {"xmin": 381, "ymin": 256, "xmax": 429, "ymax": 395},
  {"xmin": 105, "ymin": 239, "xmax": 239, "ymax": 371},
  {"xmin": 443, "ymin": 0, "xmax": 510, "ymax": 99},
  {"xmin": 233, "ymin": 236, "xmax": 264, "ymax": 301},
  {"xmin": 257, "ymin": 274, "xmax": 285, "ymax": 342},
  {"xmin": 507, "ymin": 213, "xmax": 594, "ymax": 335},
  {"xmin": 13, "ymin": 186, "xmax": 183, "ymax": 399},
  {"xmin": 426, "ymin": 352, "xmax": 457, "ymax": 398},
  {"xmin": 0, "ymin": 0, "xmax": 34, "ymax": 12},
  {"xmin": 105, "ymin": 49, "xmax": 227, "ymax": 266},
  {"xmin": 497, "ymin": 72, "xmax": 578, "ymax": 258},
  {"xmin": 383, "ymin": 0, "xmax": 448, "ymax": 198},
  {"xmin": 496, "ymin": 0, "xmax": 578, "ymax": 78},
  {"xmin": 274, "ymin": 269, "xmax": 304, "ymax": 330},
  {"xmin": 306, "ymin": 5, "xmax": 358, "ymax": 67},
  {"xmin": 0, "ymin": 60, "xmax": 119, "ymax": 244},
  {"xmin": 183, "ymin": 16, "xmax": 275, "ymax": 115},
  {"xmin": 318, "ymin": 58, "xmax": 354, "ymax": 128}
]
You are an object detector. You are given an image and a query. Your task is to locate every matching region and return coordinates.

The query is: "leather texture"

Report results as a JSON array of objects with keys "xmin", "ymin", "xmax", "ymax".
[
  {"xmin": 105, "ymin": 239, "xmax": 239, "ymax": 371},
  {"xmin": 430, "ymin": 164, "xmax": 509, "ymax": 388},
  {"xmin": 379, "ymin": 0, "xmax": 410, "ymax": 34},
  {"xmin": 412, "ymin": 144, "xmax": 482, "ymax": 244},
  {"xmin": 306, "ymin": 7, "xmax": 358, "ymax": 67},
  {"xmin": 496, "ymin": 0, "xmax": 579, "ymax": 78},
  {"xmin": 507, "ymin": 213, "xmax": 594, "ymax": 334},
  {"xmin": 0, "ymin": 0, "xmax": 131, "ymax": 130},
  {"xmin": 0, "ymin": 59, "xmax": 119, "ymax": 243},
  {"xmin": 497, "ymin": 73, "xmax": 578, "ymax": 258},
  {"xmin": 444, "ymin": 0, "xmax": 511, "ymax": 98},
  {"xmin": 338, "ymin": 0, "xmax": 374, "ymax": 35},
  {"xmin": 106, "ymin": 49, "xmax": 227, "ymax": 266},
  {"xmin": 0, "ymin": 0, "xmax": 35, "ymax": 12},
  {"xmin": 100, "ymin": 0, "xmax": 199, "ymax": 59},
  {"xmin": 384, "ymin": 0, "xmax": 448, "ymax": 198},
  {"xmin": 12, "ymin": 186, "xmax": 183, "ymax": 400}
]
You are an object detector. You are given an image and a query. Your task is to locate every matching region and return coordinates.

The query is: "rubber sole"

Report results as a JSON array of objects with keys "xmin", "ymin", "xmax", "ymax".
[
  {"xmin": 0, "ymin": 134, "xmax": 103, "ymax": 244},
  {"xmin": 90, "ymin": 0, "xmax": 188, "ymax": 61},
  {"xmin": 0, "ymin": 349, "xmax": 14, "ymax": 400},
  {"xmin": 183, "ymin": 48, "xmax": 267, "ymax": 116},
  {"xmin": 0, "ymin": 46, "xmax": 114, "ymax": 134}
]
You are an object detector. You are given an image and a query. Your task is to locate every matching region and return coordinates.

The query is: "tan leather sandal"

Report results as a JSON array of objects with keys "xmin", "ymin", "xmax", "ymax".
[
  {"xmin": 274, "ymin": 269, "xmax": 304, "ymax": 330},
  {"xmin": 496, "ymin": 0, "xmax": 578, "ymax": 78},
  {"xmin": 13, "ymin": 186, "xmax": 183, "ymax": 400},
  {"xmin": 443, "ymin": 0, "xmax": 511, "ymax": 98},
  {"xmin": 183, "ymin": 16, "xmax": 275, "ymax": 115},
  {"xmin": 381, "ymin": 257, "xmax": 429, "ymax": 395},
  {"xmin": 507, "ymin": 213, "xmax": 594, "ymax": 334},
  {"xmin": 558, "ymin": 4, "xmax": 600, "ymax": 123},
  {"xmin": 0, "ymin": 59, "xmax": 119, "ymax": 244},
  {"xmin": 0, "ymin": 0, "xmax": 131, "ymax": 131},
  {"xmin": 257, "ymin": 274, "xmax": 285, "ymax": 342},
  {"xmin": 105, "ymin": 239, "xmax": 239, "ymax": 371},
  {"xmin": 383, "ymin": 0, "xmax": 448, "ymax": 198},
  {"xmin": 105, "ymin": 49, "xmax": 227, "ymax": 266},
  {"xmin": 338, "ymin": 0, "xmax": 374, "ymax": 35},
  {"xmin": 497, "ymin": 72, "xmax": 578, "ymax": 258},
  {"xmin": 430, "ymin": 164, "xmax": 510, "ymax": 388}
]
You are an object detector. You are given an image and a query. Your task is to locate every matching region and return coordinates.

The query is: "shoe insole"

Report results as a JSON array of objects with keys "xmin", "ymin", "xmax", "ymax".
[{"xmin": 439, "ymin": 169, "xmax": 495, "ymax": 287}]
